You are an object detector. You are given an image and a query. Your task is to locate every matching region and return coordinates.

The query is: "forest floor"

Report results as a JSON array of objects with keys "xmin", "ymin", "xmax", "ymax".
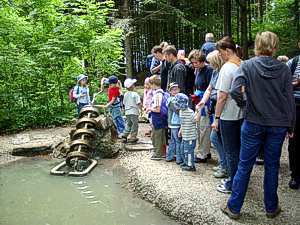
[{"xmin": 0, "ymin": 123, "xmax": 299, "ymax": 225}]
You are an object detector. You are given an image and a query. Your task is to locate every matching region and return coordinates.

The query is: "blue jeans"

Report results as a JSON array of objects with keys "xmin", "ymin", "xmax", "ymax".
[
  {"xmin": 167, "ymin": 128, "xmax": 183, "ymax": 163},
  {"xmin": 77, "ymin": 103, "xmax": 88, "ymax": 115},
  {"xmin": 220, "ymin": 119, "xmax": 243, "ymax": 190},
  {"xmin": 110, "ymin": 106, "xmax": 125, "ymax": 135},
  {"xmin": 227, "ymin": 121, "xmax": 287, "ymax": 214},
  {"xmin": 182, "ymin": 140, "xmax": 196, "ymax": 167},
  {"xmin": 210, "ymin": 129, "xmax": 227, "ymax": 171}
]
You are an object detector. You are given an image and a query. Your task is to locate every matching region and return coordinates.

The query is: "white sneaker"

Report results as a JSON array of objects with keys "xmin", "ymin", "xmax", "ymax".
[{"xmin": 217, "ymin": 184, "xmax": 232, "ymax": 194}]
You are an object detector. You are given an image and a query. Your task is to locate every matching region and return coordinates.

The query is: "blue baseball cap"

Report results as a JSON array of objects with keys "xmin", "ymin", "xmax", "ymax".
[
  {"xmin": 174, "ymin": 93, "xmax": 189, "ymax": 110},
  {"xmin": 108, "ymin": 75, "xmax": 118, "ymax": 84}
]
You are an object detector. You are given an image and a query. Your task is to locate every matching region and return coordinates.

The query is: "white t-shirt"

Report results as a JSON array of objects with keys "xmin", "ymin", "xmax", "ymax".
[
  {"xmin": 123, "ymin": 91, "xmax": 141, "ymax": 116},
  {"xmin": 215, "ymin": 62, "xmax": 244, "ymax": 121}
]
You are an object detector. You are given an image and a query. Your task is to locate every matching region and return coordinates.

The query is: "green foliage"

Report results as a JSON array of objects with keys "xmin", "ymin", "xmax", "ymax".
[
  {"xmin": 0, "ymin": 0, "xmax": 123, "ymax": 133},
  {"xmin": 252, "ymin": 0, "xmax": 300, "ymax": 56}
]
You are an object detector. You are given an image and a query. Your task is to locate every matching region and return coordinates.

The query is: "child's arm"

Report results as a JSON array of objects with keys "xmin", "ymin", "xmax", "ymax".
[
  {"xmin": 87, "ymin": 87, "xmax": 91, "ymax": 104},
  {"xmin": 105, "ymin": 97, "xmax": 116, "ymax": 108},
  {"xmin": 178, "ymin": 128, "xmax": 182, "ymax": 138}
]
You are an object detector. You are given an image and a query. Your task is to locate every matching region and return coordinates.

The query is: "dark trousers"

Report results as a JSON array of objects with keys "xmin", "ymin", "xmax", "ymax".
[
  {"xmin": 228, "ymin": 121, "xmax": 287, "ymax": 213},
  {"xmin": 288, "ymin": 104, "xmax": 300, "ymax": 180},
  {"xmin": 220, "ymin": 119, "xmax": 243, "ymax": 190}
]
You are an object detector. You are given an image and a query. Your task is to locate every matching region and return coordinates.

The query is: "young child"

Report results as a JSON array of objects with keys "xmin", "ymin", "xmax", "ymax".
[
  {"xmin": 166, "ymin": 83, "xmax": 183, "ymax": 163},
  {"xmin": 104, "ymin": 75, "xmax": 125, "ymax": 137},
  {"xmin": 73, "ymin": 74, "xmax": 91, "ymax": 115},
  {"xmin": 143, "ymin": 77, "xmax": 153, "ymax": 112},
  {"xmin": 143, "ymin": 77, "xmax": 153, "ymax": 136},
  {"xmin": 146, "ymin": 75, "xmax": 168, "ymax": 160},
  {"xmin": 174, "ymin": 93, "xmax": 200, "ymax": 171},
  {"xmin": 122, "ymin": 78, "xmax": 142, "ymax": 143}
]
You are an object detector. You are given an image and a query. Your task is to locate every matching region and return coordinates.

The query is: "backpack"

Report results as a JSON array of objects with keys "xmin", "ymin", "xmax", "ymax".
[
  {"xmin": 69, "ymin": 85, "xmax": 80, "ymax": 103},
  {"xmin": 151, "ymin": 90, "xmax": 170, "ymax": 129},
  {"xmin": 291, "ymin": 55, "xmax": 300, "ymax": 75}
]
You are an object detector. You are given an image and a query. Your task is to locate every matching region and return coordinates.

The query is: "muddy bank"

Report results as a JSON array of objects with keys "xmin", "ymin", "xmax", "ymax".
[{"xmin": 119, "ymin": 147, "xmax": 300, "ymax": 225}]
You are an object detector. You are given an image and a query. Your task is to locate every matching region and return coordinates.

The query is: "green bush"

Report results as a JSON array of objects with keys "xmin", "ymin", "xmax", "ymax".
[{"xmin": 0, "ymin": 0, "xmax": 123, "ymax": 133}]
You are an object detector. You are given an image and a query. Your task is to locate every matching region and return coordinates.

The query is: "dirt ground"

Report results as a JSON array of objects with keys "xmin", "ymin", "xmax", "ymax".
[{"xmin": 0, "ymin": 123, "xmax": 299, "ymax": 225}]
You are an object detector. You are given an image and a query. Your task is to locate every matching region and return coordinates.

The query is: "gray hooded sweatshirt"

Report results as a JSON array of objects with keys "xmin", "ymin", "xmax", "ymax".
[{"xmin": 231, "ymin": 56, "xmax": 295, "ymax": 130}]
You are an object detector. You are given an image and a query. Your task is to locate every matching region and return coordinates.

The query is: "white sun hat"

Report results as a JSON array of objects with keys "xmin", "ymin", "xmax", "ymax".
[{"xmin": 124, "ymin": 78, "xmax": 137, "ymax": 88}]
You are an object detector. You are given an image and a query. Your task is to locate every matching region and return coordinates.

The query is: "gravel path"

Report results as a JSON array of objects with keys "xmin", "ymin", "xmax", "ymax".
[
  {"xmin": 0, "ymin": 124, "xmax": 299, "ymax": 225},
  {"xmin": 120, "ymin": 125, "xmax": 300, "ymax": 225}
]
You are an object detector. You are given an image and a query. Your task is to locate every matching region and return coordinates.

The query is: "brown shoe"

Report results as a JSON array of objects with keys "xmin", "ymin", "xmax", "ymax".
[
  {"xmin": 266, "ymin": 207, "xmax": 281, "ymax": 219},
  {"xmin": 221, "ymin": 203, "xmax": 240, "ymax": 220},
  {"xmin": 127, "ymin": 137, "xmax": 139, "ymax": 143}
]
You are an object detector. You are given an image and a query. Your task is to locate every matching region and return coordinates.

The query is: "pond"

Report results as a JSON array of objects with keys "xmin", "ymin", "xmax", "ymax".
[{"xmin": 0, "ymin": 158, "xmax": 178, "ymax": 225}]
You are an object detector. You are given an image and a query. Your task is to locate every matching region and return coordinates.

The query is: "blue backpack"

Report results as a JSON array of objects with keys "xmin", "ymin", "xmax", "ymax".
[{"xmin": 151, "ymin": 90, "xmax": 169, "ymax": 129}]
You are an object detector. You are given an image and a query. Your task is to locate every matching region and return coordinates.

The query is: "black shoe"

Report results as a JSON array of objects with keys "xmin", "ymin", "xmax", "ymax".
[
  {"xmin": 181, "ymin": 166, "xmax": 196, "ymax": 171},
  {"xmin": 176, "ymin": 161, "xmax": 184, "ymax": 165},
  {"xmin": 166, "ymin": 159, "xmax": 175, "ymax": 162},
  {"xmin": 256, "ymin": 158, "xmax": 264, "ymax": 165},
  {"xmin": 289, "ymin": 178, "xmax": 300, "ymax": 190},
  {"xmin": 195, "ymin": 157, "xmax": 207, "ymax": 163}
]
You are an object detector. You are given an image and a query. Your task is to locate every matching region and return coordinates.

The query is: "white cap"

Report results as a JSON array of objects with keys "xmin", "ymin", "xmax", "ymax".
[{"xmin": 124, "ymin": 78, "xmax": 137, "ymax": 88}]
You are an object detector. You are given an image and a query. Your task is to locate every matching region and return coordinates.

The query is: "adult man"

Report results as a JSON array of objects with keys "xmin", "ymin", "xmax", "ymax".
[
  {"xmin": 188, "ymin": 49, "xmax": 213, "ymax": 163},
  {"xmin": 201, "ymin": 33, "xmax": 216, "ymax": 57},
  {"xmin": 287, "ymin": 40, "xmax": 300, "ymax": 190},
  {"xmin": 163, "ymin": 45, "xmax": 187, "ymax": 93}
]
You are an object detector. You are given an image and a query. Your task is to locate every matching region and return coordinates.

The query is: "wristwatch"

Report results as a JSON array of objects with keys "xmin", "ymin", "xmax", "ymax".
[{"xmin": 215, "ymin": 116, "xmax": 220, "ymax": 120}]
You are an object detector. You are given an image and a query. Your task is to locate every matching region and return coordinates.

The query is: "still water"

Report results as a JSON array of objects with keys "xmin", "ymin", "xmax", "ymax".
[{"xmin": 0, "ymin": 158, "xmax": 178, "ymax": 225}]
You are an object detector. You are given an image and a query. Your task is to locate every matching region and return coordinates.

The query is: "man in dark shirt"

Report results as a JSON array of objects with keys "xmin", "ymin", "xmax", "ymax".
[{"xmin": 163, "ymin": 45, "xmax": 187, "ymax": 93}]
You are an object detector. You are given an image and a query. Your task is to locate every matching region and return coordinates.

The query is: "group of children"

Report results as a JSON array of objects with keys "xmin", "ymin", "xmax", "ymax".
[{"xmin": 72, "ymin": 73, "xmax": 201, "ymax": 171}]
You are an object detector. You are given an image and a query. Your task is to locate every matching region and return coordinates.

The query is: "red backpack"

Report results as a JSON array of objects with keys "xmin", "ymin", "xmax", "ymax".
[{"xmin": 69, "ymin": 85, "xmax": 79, "ymax": 103}]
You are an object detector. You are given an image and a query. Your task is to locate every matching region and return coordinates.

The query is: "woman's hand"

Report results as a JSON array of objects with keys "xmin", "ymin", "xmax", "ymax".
[{"xmin": 211, "ymin": 119, "xmax": 219, "ymax": 131}]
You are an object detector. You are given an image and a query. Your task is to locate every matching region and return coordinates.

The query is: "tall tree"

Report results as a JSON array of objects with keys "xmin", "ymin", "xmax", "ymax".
[
  {"xmin": 295, "ymin": 0, "xmax": 300, "ymax": 37},
  {"xmin": 237, "ymin": 0, "xmax": 248, "ymax": 58},
  {"xmin": 224, "ymin": 0, "xmax": 232, "ymax": 36}
]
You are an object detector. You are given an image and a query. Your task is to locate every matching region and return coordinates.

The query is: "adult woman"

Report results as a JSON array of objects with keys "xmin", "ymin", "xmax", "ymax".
[
  {"xmin": 196, "ymin": 50, "xmax": 226, "ymax": 178},
  {"xmin": 188, "ymin": 50, "xmax": 213, "ymax": 163},
  {"xmin": 213, "ymin": 37, "xmax": 243, "ymax": 194},
  {"xmin": 222, "ymin": 31, "xmax": 295, "ymax": 219}
]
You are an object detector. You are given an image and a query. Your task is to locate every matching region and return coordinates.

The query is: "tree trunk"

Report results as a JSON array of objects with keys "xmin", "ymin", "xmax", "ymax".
[
  {"xmin": 239, "ymin": 0, "xmax": 248, "ymax": 58},
  {"xmin": 224, "ymin": 0, "xmax": 232, "ymax": 36},
  {"xmin": 122, "ymin": 0, "xmax": 133, "ymax": 77},
  {"xmin": 295, "ymin": 0, "xmax": 300, "ymax": 37}
]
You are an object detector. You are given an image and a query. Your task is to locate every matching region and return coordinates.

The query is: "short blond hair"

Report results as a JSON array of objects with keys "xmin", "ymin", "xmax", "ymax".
[
  {"xmin": 206, "ymin": 50, "xmax": 224, "ymax": 71},
  {"xmin": 149, "ymin": 75, "xmax": 161, "ymax": 87},
  {"xmin": 255, "ymin": 31, "xmax": 279, "ymax": 56}
]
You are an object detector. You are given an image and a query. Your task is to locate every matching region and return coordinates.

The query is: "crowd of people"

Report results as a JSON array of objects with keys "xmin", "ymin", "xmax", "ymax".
[{"xmin": 72, "ymin": 31, "xmax": 300, "ymax": 220}]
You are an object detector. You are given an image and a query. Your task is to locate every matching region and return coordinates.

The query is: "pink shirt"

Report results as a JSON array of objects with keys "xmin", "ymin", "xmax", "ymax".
[{"xmin": 143, "ymin": 88, "xmax": 153, "ymax": 109}]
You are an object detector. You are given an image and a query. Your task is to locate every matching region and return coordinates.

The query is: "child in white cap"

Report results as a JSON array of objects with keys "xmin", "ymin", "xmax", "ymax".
[
  {"xmin": 122, "ymin": 78, "xmax": 142, "ymax": 143},
  {"xmin": 73, "ymin": 74, "xmax": 90, "ymax": 115}
]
